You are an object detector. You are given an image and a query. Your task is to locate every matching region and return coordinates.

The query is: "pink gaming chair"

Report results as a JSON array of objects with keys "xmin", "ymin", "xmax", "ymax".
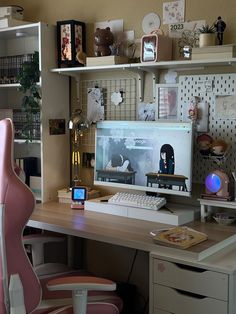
[{"xmin": 0, "ymin": 118, "xmax": 122, "ymax": 314}]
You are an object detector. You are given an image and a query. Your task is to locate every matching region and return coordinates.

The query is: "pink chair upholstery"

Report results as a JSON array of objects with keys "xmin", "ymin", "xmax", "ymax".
[{"xmin": 0, "ymin": 118, "xmax": 122, "ymax": 314}]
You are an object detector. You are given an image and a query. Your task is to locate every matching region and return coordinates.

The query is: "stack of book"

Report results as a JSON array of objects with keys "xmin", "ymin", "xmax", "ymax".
[
  {"xmin": 0, "ymin": 6, "xmax": 29, "ymax": 28},
  {"xmin": 192, "ymin": 44, "xmax": 236, "ymax": 60},
  {"xmin": 0, "ymin": 53, "xmax": 34, "ymax": 84},
  {"xmin": 13, "ymin": 109, "xmax": 41, "ymax": 140}
]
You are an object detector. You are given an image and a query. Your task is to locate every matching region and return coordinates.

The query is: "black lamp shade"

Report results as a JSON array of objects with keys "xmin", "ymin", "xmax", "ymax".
[{"xmin": 57, "ymin": 20, "xmax": 86, "ymax": 68}]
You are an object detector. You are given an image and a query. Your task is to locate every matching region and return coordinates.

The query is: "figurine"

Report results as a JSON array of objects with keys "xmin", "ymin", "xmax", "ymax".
[
  {"xmin": 214, "ymin": 16, "xmax": 226, "ymax": 45},
  {"xmin": 210, "ymin": 139, "xmax": 228, "ymax": 156},
  {"xmin": 196, "ymin": 134, "xmax": 213, "ymax": 156},
  {"xmin": 188, "ymin": 96, "xmax": 199, "ymax": 121},
  {"xmin": 94, "ymin": 27, "xmax": 114, "ymax": 57},
  {"xmin": 159, "ymin": 144, "xmax": 175, "ymax": 189}
]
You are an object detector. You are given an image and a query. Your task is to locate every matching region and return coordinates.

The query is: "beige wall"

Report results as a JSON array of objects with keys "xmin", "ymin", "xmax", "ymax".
[{"xmin": 1, "ymin": 0, "xmax": 235, "ymax": 55}]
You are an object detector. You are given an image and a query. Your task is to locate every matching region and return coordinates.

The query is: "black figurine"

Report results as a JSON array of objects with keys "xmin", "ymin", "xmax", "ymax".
[{"xmin": 214, "ymin": 16, "xmax": 226, "ymax": 45}]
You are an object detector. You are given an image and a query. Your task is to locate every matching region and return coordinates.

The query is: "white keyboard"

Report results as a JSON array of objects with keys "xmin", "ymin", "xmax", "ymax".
[{"xmin": 108, "ymin": 192, "xmax": 166, "ymax": 211}]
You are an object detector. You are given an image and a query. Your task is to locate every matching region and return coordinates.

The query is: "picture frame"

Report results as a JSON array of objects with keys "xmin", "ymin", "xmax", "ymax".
[
  {"xmin": 57, "ymin": 20, "xmax": 86, "ymax": 68},
  {"xmin": 141, "ymin": 34, "xmax": 158, "ymax": 62},
  {"xmin": 156, "ymin": 84, "xmax": 179, "ymax": 120}
]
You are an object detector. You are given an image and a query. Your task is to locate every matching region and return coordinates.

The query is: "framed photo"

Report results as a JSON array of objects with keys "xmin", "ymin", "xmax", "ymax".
[
  {"xmin": 57, "ymin": 20, "xmax": 86, "ymax": 67},
  {"xmin": 156, "ymin": 84, "xmax": 179, "ymax": 120},
  {"xmin": 141, "ymin": 34, "xmax": 158, "ymax": 62}
]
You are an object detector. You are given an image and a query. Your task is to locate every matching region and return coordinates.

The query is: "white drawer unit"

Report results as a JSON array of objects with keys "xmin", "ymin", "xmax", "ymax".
[
  {"xmin": 153, "ymin": 259, "xmax": 228, "ymax": 301},
  {"xmin": 151, "ymin": 258, "xmax": 230, "ymax": 314},
  {"xmin": 153, "ymin": 284, "xmax": 228, "ymax": 314}
]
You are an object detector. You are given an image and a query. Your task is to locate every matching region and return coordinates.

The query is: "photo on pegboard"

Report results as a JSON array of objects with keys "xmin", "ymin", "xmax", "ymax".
[
  {"xmin": 87, "ymin": 87, "xmax": 104, "ymax": 123},
  {"xmin": 215, "ymin": 95, "xmax": 236, "ymax": 119},
  {"xmin": 137, "ymin": 102, "xmax": 156, "ymax": 121}
]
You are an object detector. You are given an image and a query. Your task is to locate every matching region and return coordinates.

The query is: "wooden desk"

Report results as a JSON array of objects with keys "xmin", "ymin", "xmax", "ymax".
[
  {"xmin": 146, "ymin": 172, "xmax": 188, "ymax": 191},
  {"xmin": 28, "ymin": 201, "xmax": 236, "ymax": 260},
  {"xmin": 96, "ymin": 170, "xmax": 136, "ymax": 184},
  {"xmin": 28, "ymin": 202, "xmax": 236, "ymax": 314}
]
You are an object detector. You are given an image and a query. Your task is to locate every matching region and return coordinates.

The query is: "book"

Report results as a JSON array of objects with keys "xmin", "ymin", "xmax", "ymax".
[
  {"xmin": 192, "ymin": 44, "xmax": 236, "ymax": 60},
  {"xmin": 86, "ymin": 56, "xmax": 128, "ymax": 67},
  {"xmin": 151, "ymin": 226, "xmax": 208, "ymax": 249}
]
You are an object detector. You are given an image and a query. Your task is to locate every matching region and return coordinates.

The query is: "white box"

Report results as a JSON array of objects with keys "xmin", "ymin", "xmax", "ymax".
[
  {"xmin": 0, "ymin": 17, "xmax": 29, "ymax": 28},
  {"xmin": 85, "ymin": 197, "xmax": 195, "ymax": 226},
  {"xmin": 86, "ymin": 56, "xmax": 128, "ymax": 67},
  {"xmin": 0, "ymin": 6, "xmax": 23, "ymax": 20}
]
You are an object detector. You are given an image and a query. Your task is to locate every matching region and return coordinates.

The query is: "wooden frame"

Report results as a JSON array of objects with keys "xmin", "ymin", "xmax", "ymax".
[
  {"xmin": 156, "ymin": 84, "xmax": 179, "ymax": 120},
  {"xmin": 57, "ymin": 20, "xmax": 86, "ymax": 67}
]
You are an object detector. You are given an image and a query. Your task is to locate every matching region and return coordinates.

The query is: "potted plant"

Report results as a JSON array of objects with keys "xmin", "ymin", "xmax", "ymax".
[
  {"xmin": 17, "ymin": 51, "xmax": 41, "ymax": 142},
  {"xmin": 198, "ymin": 24, "xmax": 216, "ymax": 48}
]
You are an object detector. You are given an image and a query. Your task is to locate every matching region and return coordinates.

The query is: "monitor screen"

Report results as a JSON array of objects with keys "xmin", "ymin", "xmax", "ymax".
[{"xmin": 94, "ymin": 121, "xmax": 193, "ymax": 197}]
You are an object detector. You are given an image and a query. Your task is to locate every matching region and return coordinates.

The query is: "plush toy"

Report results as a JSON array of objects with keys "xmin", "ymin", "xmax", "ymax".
[{"xmin": 94, "ymin": 27, "xmax": 114, "ymax": 57}]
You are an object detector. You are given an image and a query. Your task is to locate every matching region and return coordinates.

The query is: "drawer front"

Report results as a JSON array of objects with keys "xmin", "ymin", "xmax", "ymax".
[
  {"xmin": 154, "ymin": 284, "xmax": 228, "ymax": 314},
  {"xmin": 153, "ymin": 259, "xmax": 228, "ymax": 301}
]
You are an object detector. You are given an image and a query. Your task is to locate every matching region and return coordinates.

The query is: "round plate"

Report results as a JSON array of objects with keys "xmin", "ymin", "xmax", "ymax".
[{"xmin": 142, "ymin": 12, "xmax": 161, "ymax": 34}]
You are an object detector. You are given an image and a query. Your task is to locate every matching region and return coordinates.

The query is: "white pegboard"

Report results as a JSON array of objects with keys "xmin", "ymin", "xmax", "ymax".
[{"xmin": 179, "ymin": 73, "xmax": 236, "ymax": 183}]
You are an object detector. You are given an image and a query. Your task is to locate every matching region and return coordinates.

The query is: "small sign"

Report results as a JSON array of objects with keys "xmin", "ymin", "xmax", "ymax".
[
  {"xmin": 49, "ymin": 119, "xmax": 66, "ymax": 135},
  {"xmin": 169, "ymin": 20, "xmax": 205, "ymax": 38}
]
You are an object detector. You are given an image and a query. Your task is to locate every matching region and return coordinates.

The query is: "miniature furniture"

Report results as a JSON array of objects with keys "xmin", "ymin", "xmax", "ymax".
[
  {"xmin": 146, "ymin": 172, "xmax": 188, "ymax": 191},
  {"xmin": 96, "ymin": 169, "xmax": 136, "ymax": 184}
]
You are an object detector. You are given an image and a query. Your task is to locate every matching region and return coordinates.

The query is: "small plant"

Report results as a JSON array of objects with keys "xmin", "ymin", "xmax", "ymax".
[
  {"xmin": 17, "ymin": 51, "xmax": 41, "ymax": 142},
  {"xmin": 198, "ymin": 24, "xmax": 216, "ymax": 34}
]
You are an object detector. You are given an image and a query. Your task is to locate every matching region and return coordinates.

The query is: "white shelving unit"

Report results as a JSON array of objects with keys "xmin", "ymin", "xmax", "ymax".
[{"xmin": 0, "ymin": 22, "xmax": 70, "ymax": 202}]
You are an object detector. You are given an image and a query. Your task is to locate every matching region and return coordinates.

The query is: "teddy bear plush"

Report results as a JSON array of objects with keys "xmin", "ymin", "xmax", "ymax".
[{"xmin": 94, "ymin": 27, "xmax": 114, "ymax": 57}]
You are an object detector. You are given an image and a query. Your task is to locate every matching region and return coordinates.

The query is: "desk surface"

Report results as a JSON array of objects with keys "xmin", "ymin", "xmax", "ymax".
[{"xmin": 28, "ymin": 201, "xmax": 236, "ymax": 263}]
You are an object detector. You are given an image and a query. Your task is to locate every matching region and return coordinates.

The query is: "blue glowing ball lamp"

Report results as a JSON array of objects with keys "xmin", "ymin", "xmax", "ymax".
[{"xmin": 205, "ymin": 170, "xmax": 229, "ymax": 197}]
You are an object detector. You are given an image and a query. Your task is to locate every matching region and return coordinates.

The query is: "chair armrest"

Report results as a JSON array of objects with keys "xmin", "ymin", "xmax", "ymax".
[
  {"xmin": 47, "ymin": 276, "xmax": 116, "ymax": 292},
  {"xmin": 47, "ymin": 276, "xmax": 116, "ymax": 314}
]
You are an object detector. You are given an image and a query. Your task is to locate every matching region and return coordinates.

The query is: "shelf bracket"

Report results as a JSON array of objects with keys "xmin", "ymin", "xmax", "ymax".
[
  {"xmin": 142, "ymin": 68, "xmax": 159, "ymax": 102},
  {"xmin": 128, "ymin": 67, "xmax": 159, "ymax": 102},
  {"xmin": 127, "ymin": 68, "xmax": 144, "ymax": 102}
]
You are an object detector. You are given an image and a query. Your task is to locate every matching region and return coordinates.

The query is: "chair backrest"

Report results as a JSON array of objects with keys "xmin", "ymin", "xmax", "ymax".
[{"xmin": 0, "ymin": 119, "xmax": 41, "ymax": 313}]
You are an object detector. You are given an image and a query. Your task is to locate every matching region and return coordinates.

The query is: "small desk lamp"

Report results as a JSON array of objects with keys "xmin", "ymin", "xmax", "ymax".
[
  {"xmin": 205, "ymin": 170, "xmax": 230, "ymax": 198},
  {"xmin": 68, "ymin": 109, "xmax": 89, "ymax": 187}
]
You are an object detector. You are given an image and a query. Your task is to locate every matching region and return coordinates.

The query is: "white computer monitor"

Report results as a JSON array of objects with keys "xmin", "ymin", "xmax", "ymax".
[{"xmin": 94, "ymin": 120, "xmax": 193, "ymax": 197}]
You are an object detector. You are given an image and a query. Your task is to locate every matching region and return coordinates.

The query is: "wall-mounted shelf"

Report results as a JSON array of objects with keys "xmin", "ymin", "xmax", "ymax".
[
  {"xmin": 51, "ymin": 58, "xmax": 236, "ymax": 76},
  {"xmin": 51, "ymin": 58, "xmax": 236, "ymax": 101}
]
